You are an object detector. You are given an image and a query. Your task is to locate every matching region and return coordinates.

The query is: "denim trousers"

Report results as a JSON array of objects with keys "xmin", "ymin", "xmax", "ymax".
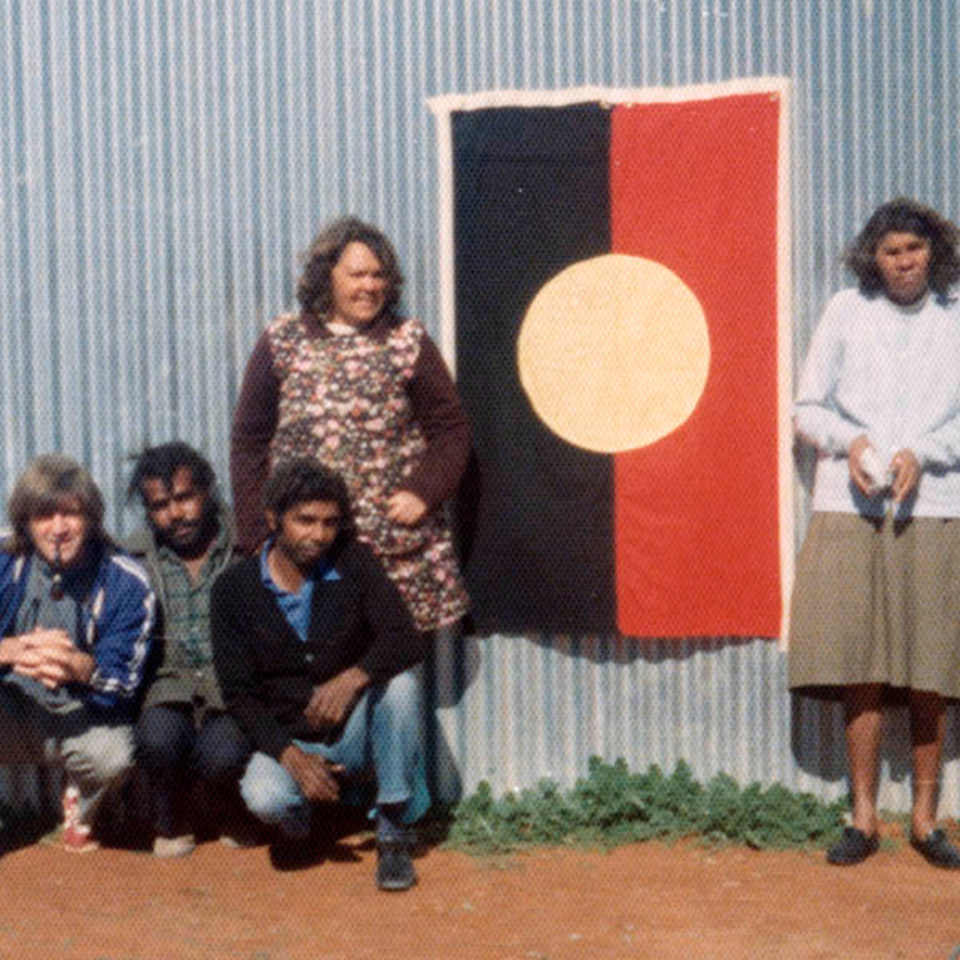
[
  {"xmin": 239, "ymin": 670, "xmax": 428, "ymax": 839},
  {"xmin": 135, "ymin": 704, "xmax": 251, "ymax": 836}
]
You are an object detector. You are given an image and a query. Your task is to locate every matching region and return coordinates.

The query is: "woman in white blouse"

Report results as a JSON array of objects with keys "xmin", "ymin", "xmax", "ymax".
[{"xmin": 791, "ymin": 198, "xmax": 960, "ymax": 869}]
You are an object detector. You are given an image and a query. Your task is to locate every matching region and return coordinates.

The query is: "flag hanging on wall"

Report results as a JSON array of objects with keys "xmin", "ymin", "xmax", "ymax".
[{"xmin": 429, "ymin": 81, "xmax": 791, "ymax": 638}]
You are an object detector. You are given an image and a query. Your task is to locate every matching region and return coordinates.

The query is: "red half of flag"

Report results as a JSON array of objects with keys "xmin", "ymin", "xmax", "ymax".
[{"xmin": 611, "ymin": 94, "xmax": 783, "ymax": 637}]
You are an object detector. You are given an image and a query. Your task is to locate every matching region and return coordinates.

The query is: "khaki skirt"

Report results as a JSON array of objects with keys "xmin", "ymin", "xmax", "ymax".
[{"xmin": 788, "ymin": 511, "xmax": 960, "ymax": 701}]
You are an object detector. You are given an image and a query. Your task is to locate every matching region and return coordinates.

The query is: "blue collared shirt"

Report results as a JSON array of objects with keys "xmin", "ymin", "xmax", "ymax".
[{"xmin": 259, "ymin": 543, "xmax": 341, "ymax": 641}]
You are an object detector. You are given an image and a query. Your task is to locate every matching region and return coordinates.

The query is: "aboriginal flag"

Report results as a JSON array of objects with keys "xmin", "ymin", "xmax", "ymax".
[{"xmin": 433, "ymin": 84, "xmax": 790, "ymax": 638}]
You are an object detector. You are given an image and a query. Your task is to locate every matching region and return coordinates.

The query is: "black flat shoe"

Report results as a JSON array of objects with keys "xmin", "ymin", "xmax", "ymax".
[
  {"xmin": 826, "ymin": 827, "xmax": 879, "ymax": 866},
  {"xmin": 910, "ymin": 829, "xmax": 960, "ymax": 869}
]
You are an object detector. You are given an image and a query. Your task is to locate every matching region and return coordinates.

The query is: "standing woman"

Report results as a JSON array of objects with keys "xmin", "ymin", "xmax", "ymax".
[
  {"xmin": 790, "ymin": 198, "xmax": 960, "ymax": 869},
  {"xmin": 230, "ymin": 217, "xmax": 469, "ymax": 632}
]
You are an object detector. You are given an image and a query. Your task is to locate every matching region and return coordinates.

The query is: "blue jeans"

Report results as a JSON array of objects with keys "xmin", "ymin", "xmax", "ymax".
[{"xmin": 239, "ymin": 670, "xmax": 429, "ymax": 839}]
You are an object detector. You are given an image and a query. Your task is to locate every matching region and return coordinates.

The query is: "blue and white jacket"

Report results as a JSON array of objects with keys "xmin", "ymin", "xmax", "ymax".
[{"xmin": 0, "ymin": 541, "xmax": 156, "ymax": 714}]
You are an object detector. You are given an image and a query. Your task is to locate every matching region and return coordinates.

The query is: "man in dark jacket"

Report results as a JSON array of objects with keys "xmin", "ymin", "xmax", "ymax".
[
  {"xmin": 0, "ymin": 455, "xmax": 155, "ymax": 852},
  {"xmin": 126, "ymin": 442, "xmax": 250, "ymax": 857},
  {"xmin": 210, "ymin": 458, "xmax": 429, "ymax": 890}
]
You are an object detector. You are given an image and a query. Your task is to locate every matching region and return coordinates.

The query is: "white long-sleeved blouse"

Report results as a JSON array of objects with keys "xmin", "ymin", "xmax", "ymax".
[{"xmin": 794, "ymin": 286, "xmax": 960, "ymax": 517}]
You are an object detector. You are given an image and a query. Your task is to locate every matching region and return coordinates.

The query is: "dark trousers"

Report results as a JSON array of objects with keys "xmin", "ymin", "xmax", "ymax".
[{"xmin": 135, "ymin": 704, "xmax": 250, "ymax": 837}]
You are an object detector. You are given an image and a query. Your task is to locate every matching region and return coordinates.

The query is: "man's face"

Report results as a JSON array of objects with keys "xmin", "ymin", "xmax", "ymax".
[
  {"xmin": 142, "ymin": 466, "xmax": 215, "ymax": 556},
  {"xmin": 28, "ymin": 498, "xmax": 89, "ymax": 568},
  {"xmin": 269, "ymin": 500, "xmax": 342, "ymax": 572}
]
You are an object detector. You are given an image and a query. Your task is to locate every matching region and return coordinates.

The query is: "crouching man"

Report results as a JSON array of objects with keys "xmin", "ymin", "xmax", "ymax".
[
  {"xmin": 126, "ymin": 442, "xmax": 250, "ymax": 858},
  {"xmin": 210, "ymin": 459, "xmax": 430, "ymax": 890},
  {"xmin": 0, "ymin": 456, "xmax": 155, "ymax": 851}
]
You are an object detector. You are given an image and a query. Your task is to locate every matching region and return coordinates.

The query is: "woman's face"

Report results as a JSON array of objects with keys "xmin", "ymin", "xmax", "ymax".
[
  {"xmin": 329, "ymin": 241, "xmax": 388, "ymax": 326},
  {"xmin": 875, "ymin": 230, "xmax": 931, "ymax": 304}
]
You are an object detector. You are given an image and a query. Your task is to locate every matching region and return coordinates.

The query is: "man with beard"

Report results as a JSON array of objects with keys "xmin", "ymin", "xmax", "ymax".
[
  {"xmin": 210, "ymin": 458, "xmax": 429, "ymax": 890},
  {"xmin": 126, "ymin": 442, "xmax": 250, "ymax": 857}
]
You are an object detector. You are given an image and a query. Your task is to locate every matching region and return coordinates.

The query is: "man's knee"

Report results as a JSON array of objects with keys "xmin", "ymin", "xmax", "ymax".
[
  {"xmin": 196, "ymin": 716, "xmax": 250, "ymax": 782},
  {"xmin": 65, "ymin": 724, "xmax": 135, "ymax": 787},
  {"xmin": 239, "ymin": 753, "xmax": 302, "ymax": 823},
  {"xmin": 135, "ymin": 706, "xmax": 191, "ymax": 770},
  {"xmin": 92, "ymin": 728, "xmax": 135, "ymax": 785}
]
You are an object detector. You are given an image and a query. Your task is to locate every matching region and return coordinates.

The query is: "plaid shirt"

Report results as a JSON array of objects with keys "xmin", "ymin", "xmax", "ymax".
[
  {"xmin": 129, "ymin": 513, "xmax": 237, "ymax": 713},
  {"xmin": 154, "ymin": 528, "xmax": 229, "ymax": 668}
]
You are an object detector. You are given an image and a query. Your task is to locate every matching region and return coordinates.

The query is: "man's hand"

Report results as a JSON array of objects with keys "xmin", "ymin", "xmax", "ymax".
[
  {"xmin": 279, "ymin": 743, "xmax": 344, "ymax": 802},
  {"xmin": 303, "ymin": 666, "xmax": 370, "ymax": 732},
  {"xmin": 0, "ymin": 630, "xmax": 94, "ymax": 689},
  {"xmin": 386, "ymin": 490, "xmax": 427, "ymax": 526},
  {"xmin": 890, "ymin": 448, "xmax": 921, "ymax": 503}
]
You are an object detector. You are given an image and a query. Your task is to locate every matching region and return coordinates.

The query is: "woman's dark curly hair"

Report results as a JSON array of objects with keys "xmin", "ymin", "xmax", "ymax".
[
  {"xmin": 296, "ymin": 216, "xmax": 404, "ymax": 318},
  {"xmin": 844, "ymin": 197, "xmax": 960, "ymax": 297}
]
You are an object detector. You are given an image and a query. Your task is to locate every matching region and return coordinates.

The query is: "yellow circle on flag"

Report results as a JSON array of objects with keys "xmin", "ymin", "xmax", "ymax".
[{"xmin": 517, "ymin": 254, "xmax": 710, "ymax": 453}]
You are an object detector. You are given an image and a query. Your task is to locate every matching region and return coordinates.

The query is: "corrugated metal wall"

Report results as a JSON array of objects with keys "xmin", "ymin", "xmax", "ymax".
[{"xmin": 3, "ymin": 0, "xmax": 960, "ymax": 814}]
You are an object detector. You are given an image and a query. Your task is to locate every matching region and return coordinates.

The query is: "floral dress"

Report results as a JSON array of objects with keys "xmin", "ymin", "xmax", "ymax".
[{"xmin": 265, "ymin": 314, "xmax": 468, "ymax": 630}]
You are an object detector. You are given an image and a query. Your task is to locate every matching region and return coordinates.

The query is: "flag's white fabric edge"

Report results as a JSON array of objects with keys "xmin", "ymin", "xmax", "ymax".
[
  {"xmin": 428, "ymin": 78, "xmax": 791, "ymax": 113},
  {"xmin": 775, "ymin": 83, "xmax": 794, "ymax": 648}
]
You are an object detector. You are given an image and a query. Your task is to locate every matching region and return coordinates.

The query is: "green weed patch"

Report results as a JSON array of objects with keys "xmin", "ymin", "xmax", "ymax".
[{"xmin": 446, "ymin": 757, "xmax": 846, "ymax": 854}]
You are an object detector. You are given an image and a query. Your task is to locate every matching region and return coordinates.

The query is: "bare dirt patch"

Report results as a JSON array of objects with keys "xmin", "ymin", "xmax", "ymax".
[{"xmin": 1, "ymin": 824, "xmax": 959, "ymax": 960}]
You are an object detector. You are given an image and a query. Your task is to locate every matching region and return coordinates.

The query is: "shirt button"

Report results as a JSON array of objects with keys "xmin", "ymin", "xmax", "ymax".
[{"xmin": 305, "ymin": 653, "xmax": 315, "ymax": 663}]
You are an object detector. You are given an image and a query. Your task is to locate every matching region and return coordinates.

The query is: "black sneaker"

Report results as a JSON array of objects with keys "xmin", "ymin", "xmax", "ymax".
[
  {"xmin": 376, "ymin": 839, "xmax": 417, "ymax": 891},
  {"xmin": 826, "ymin": 827, "xmax": 879, "ymax": 866}
]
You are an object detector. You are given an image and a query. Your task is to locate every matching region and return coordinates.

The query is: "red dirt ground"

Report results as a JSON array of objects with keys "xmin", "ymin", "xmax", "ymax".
[{"xmin": 2, "ymin": 823, "xmax": 960, "ymax": 960}]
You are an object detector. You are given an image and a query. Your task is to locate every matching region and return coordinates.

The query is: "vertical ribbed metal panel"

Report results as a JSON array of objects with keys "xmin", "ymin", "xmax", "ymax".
[
  {"xmin": 430, "ymin": 634, "xmax": 959, "ymax": 816},
  {"xmin": 3, "ymin": 0, "xmax": 960, "ymax": 814}
]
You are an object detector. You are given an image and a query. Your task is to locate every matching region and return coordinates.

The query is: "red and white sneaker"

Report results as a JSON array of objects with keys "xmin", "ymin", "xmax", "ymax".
[{"xmin": 61, "ymin": 786, "xmax": 99, "ymax": 853}]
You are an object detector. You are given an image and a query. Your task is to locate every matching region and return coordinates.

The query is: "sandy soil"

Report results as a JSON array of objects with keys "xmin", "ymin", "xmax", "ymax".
[{"xmin": 2, "ymin": 817, "xmax": 960, "ymax": 960}]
